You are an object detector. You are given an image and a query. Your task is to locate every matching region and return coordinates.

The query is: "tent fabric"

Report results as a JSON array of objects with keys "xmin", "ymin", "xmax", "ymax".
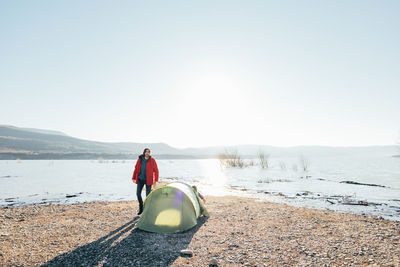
[{"xmin": 136, "ymin": 182, "xmax": 208, "ymax": 233}]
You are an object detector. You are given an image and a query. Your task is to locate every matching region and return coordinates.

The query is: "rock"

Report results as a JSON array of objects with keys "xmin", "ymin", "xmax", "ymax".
[
  {"xmin": 180, "ymin": 249, "xmax": 193, "ymax": 257},
  {"xmin": 209, "ymin": 258, "xmax": 218, "ymax": 266}
]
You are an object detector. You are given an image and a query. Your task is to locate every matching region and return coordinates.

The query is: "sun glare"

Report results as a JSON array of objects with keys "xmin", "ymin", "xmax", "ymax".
[{"xmin": 170, "ymin": 69, "xmax": 255, "ymax": 147}]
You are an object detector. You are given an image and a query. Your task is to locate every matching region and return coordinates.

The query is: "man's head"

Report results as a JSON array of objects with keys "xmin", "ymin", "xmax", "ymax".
[{"xmin": 142, "ymin": 148, "xmax": 151, "ymax": 158}]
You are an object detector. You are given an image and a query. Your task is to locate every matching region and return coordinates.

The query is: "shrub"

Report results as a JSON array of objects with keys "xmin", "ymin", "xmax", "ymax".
[
  {"xmin": 258, "ymin": 151, "xmax": 270, "ymax": 169},
  {"xmin": 218, "ymin": 149, "xmax": 245, "ymax": 168},
  {"xmin": 299, "ymin": 155, "xmax": 310, "ymax": 171}
]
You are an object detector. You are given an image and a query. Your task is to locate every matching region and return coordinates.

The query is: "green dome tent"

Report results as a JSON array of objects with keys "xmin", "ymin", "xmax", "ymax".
[{"xmin": 136, "ymin": 182, "xmax": 209, "ymax": 233}]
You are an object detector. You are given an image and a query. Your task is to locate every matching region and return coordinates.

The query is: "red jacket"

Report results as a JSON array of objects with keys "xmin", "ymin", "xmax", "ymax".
[{"xmin": 132, "ymin": 155, "xmax": 159, "ymax": 185}]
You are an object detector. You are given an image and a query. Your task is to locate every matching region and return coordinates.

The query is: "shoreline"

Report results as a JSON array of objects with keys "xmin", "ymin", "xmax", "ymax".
[
  {"xmin": 2, "ymin": 180, "xmax": 399, "ymax": 222},
  {"xmin": 2, "ymin": 192, "xmax": 400, "ymax": 223},
  {"xmin": 1, "ymin": 196, "xmax": 399, "ymax": 266}
]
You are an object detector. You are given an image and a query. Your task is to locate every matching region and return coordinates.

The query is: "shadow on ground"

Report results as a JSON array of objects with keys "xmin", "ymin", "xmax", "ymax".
[{"xmin": 42, "ymin": 216, "xmax": 208, "ymax": 266}]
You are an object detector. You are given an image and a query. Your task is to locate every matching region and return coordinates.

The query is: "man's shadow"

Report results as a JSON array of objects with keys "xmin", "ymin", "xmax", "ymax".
[{"xmin": 42, "ymin": 216, "xmax": 208, "ymax": 266}]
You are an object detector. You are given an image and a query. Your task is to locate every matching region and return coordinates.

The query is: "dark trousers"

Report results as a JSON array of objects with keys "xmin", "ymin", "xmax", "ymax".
[{"xmin": 137, "ymin": 179, "xmax": 152, "ymax": 210}]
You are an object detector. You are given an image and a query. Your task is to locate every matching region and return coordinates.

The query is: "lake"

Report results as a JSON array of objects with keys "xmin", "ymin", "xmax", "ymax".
[{"xmin": 1, "ymin": 155, "xmax": 399, "ymax": 220}]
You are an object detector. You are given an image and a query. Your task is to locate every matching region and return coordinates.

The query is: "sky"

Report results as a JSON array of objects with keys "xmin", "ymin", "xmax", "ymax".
[{"xmin": 0, "ymin": 1, "xmax": 399, "ymax": 148}]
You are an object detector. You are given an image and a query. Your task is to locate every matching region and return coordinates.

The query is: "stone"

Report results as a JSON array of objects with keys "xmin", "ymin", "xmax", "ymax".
[
  {"xmin": 180, "ymin": 249, "xmax": 193, "ymax": 257},
  {"xmin": 209, "ymin": 258, "xmax": 218, "ymax": 266}
]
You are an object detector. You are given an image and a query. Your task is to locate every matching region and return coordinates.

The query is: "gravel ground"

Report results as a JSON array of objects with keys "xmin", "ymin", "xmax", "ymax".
[{"xmin": 0, "ymin": 196, "xmax": 399, "ymax": 266}]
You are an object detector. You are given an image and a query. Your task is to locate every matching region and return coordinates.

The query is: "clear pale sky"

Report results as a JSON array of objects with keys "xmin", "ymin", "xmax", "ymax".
[{"xmin": 0, "ymin": 1, "xmax": 399, "ymax": 148}]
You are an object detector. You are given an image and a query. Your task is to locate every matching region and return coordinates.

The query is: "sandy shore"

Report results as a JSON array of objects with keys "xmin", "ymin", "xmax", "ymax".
[{"xmin": 0, "ymin": 196, "xmax": 399, "ymax": 266}]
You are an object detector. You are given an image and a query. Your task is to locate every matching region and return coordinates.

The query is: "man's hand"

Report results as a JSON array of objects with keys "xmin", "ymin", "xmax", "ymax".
[{"xmin": 153, "ymin": 182, "xmax": 157, "ymax": 189}]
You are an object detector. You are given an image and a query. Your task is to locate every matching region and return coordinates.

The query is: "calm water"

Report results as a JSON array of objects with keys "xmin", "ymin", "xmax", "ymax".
[{"xmin": 1, "ymin": 155, "xmax": 399, "ymax": 220}]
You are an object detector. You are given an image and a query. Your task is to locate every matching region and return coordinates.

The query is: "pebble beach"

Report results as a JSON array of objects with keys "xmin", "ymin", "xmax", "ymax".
[{"xmin": 0, "ymin": 195, "xmax": 399, "ymax": 266}]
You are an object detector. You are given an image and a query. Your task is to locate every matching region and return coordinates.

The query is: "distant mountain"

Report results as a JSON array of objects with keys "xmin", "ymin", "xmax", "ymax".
[
  {"xmin": 0, "ymin": 125, "xmax": 181, "ymax": 159},
  {"xmin": 0, "ymin": 125, "xmax": 398, "ymax": 159},
  {"xmin": 17, "ymin": 126, "xmax": 68, "ymax": 136}
]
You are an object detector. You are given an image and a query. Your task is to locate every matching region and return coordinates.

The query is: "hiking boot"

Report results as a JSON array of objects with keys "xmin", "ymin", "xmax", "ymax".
[{"xmin": 137, "ymin": 207, "xmax": 143, "ymax": 215}]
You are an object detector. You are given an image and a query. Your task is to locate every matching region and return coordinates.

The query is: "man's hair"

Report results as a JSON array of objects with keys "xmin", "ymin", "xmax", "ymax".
[{"xmin": 142, "ymin": 148, "xmax": 151, "ymax": 156}]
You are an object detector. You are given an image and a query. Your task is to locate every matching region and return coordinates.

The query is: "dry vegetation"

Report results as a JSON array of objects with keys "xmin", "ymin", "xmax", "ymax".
[
  {"xmin": 218, "ymin": 150, "xmax": 271, "ymax": 169},
  {"xmin": 218, "ymin": 150, "xmax": 313, "ymax": 174},
  {"xmin": 218, "ymin": 150, "xmax": 245, "ymax": 168},
  {"xmin": 258, "ymin": 151, "xmax": 269, "ymax": 169},
  {"xmin": 299, "ymin": 155, "xmax": 310, "ymax": 172}
]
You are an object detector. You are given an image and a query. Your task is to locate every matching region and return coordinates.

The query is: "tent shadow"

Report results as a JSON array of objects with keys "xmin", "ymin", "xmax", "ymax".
[{"xmin": 42, "ymin": 216, "xmax": 208, "ymax": 266}]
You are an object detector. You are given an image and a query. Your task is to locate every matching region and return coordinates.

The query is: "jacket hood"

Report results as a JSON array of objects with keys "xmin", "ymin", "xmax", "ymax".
[{"xmin": 139, "ymin": 154, "xmax": 152, "ymax": 160}]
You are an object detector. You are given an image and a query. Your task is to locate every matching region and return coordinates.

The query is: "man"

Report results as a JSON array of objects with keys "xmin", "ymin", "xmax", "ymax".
[{"xmin": 132, "ymin": 148, "xmax": 159, "ymax": 215}]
